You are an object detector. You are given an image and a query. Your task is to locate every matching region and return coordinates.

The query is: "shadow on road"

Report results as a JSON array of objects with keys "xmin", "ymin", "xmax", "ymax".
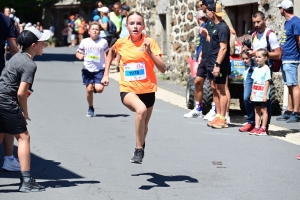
[
  {"xmin": 0, "ymin": 146, "xmax": 100, "ymax": 192},
  {"xmin": 94, "ymin": 114, "xmax": 130, "ymax": 118},
  {"xmin": 269, "ymin": 129, "xmax": 300, "ymax": 137},
  {"xmin": 131, "ymin": 173, "xmax": 198, "ymax": 190}
]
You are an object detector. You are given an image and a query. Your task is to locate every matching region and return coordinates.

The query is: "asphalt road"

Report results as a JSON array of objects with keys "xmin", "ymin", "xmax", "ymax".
[{"xmin": 0, "ymin": 47, "xmax": 299, "ymax": 199}]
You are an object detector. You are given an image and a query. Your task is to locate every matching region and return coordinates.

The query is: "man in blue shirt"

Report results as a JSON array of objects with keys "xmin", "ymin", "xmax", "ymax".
[{"xmin": 277, "ymin": 0, "xmax": 300, "ymax": 123}]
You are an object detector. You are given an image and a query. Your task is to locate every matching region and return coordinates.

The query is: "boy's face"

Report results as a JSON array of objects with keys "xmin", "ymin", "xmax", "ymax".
[
  {"xmin": 241, "ymin": 53, "xmax": 251, "ymax": 65},
  {"xmin": 89, "ymin": 25, "xmax": 100, "ymax": 39}
]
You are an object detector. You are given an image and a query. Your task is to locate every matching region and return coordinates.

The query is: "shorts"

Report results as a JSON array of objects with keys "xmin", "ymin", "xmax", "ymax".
[
  {"xmin": 71, "ymin": 34, "xmax": 75, "ymax": 41},
  {"xmin": 0, "ymin": 109, "xmax": 27, "ymax": 134},
  {"xmin": 253, "ymin": 102, "xmax": 268, "ymax": 108},
  {"xmin": 196, "ymin": 58, "xmax": 208, "ymax": 78},
  {"xmin": 207, "ymin": 63, "xmax": 231, "ymax": 84},
  {"xmin": 120, "ymin": 92, "xmax": 155, "ymax": 108},
  {"xmin": 281, "ymin": 63, "xmax": 299, "ymax": 86},
  {"xmin": 82, "ymin": 69, "xmax": 104, "ymax": 85}
]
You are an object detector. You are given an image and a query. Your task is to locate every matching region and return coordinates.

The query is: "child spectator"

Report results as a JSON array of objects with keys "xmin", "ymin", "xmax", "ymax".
[
  {"xmin": 249, "ymin": 49, "xmax": 271, "ymax": 136},
  {"xmin": 76, "ymin": 22, "xmax": 109, "ymax": 117}
]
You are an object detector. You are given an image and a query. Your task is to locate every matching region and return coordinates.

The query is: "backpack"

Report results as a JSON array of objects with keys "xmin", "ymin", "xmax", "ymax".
[
  {"xmin": 108, "ymin": 19, "xmax": 117, "ymax": 34},
  {"xmin": 252, "ymin": 30, "xmax": 282, "ymax": 72}
]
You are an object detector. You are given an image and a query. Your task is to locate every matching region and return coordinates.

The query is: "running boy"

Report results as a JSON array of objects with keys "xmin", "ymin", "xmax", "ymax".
[
  {"xmin": 249, "ymin": 49, "xmax": 271, "ymax": 136},
  {"xmin": 76, "ymin": 21, "xmax": 109, "ymax": 117},
  {"xmin": 0, "ymin": 27, "xmax": 50, "ymax": 192}
]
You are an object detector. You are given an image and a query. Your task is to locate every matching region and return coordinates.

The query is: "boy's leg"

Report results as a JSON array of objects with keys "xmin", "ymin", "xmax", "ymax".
[
  {"xmin": 86, "ymin": 84, "xmax": 94, "ymax": 107},
  {"xmin": 14, "ymin": 132, "xmax": 30, "ymax": 171}
]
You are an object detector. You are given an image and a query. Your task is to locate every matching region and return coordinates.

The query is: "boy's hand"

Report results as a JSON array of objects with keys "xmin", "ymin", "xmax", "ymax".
[
  {"xmin": 101, "ymin": 75, "xmax": 109, "ymax": 86},
  {"xmin": 78, "ymin": 54, "xmax": 85, "ymax": 60}
]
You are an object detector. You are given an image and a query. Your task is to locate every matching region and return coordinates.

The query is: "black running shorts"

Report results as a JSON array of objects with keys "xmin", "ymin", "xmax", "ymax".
[{"xmin": 0, "ymin": 109, "xmax": 27, "ymax": 134}]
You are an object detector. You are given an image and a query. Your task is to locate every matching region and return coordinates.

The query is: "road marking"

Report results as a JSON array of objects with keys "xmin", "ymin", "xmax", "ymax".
[{"xmin": 109, "ymin": 72, "xmax": 300, "ymax": 145}]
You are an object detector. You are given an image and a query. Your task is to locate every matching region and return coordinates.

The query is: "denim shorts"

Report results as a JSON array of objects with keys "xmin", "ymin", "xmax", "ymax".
[
  {"xmin": 82, "ymin": 69, "xmax": 104, "ymax": 85},
  {"xmin": 281, "ymin": 63, "xmax": 299, "ymax": 86}
]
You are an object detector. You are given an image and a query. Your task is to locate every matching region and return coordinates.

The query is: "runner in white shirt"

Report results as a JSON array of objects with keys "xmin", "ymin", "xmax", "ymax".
[{"xmin": 76, "ymin": 21, "xmax": 109, "ymax": 117}]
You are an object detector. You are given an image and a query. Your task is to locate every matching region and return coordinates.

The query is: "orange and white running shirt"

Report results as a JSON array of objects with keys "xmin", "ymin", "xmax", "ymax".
[{"xmin": 113, "ymin": 35, "xmax": 162, "ymax": 94}]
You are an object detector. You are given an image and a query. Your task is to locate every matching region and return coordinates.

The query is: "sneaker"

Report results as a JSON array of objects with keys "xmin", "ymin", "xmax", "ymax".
[
  {"xmin": 276, "ymin": 111, "xmax": 291, "ymax": 121},
  {"xmin": 212, "ymin": 118, "xmax": 228, "ymax": 129},
  {"xmin": 297, "ymin": 155, "xmax": 300, "ymax": 160},
  {"xmin": 203, "ymin": 109, "xmax": 216, "ymax": 120},
  {"xmin": 183, "ymin": 108, "xmax": 202, "ymax": 118},
  {"xmin": 255, "ymin": 128, "xmax": 268, "ymax": 136},
  {"xmin": 239, "ymin": 123, "xmax": 255, "ymax": 132},
  {"xmin": 2, "ymin": 156, "xmax": 20, "ymax": 171},
  {"xmin": 130, "ymin": 148, "xmax": 144, "ymax": 164},
  {"xmin": 86, "ymin": 107, "xmax": 94, "ymax": 117},
  {"xmin": 226, "ymin": 116, "xmax": 231, "ymax": 124},
  {"xmin": 286, "ymin": 113, "xmax": 299, "ymax": 123},
  {"xmin": 249, "ymin": 127, "xmax": 259, "ymax": 135},
  {"xmin": 19, "ymin": 177, "xmax": 45, "ymax": 192},
  {"xmin": 207, "ymin": 116, "xmax": 220, "ymax": 127}
]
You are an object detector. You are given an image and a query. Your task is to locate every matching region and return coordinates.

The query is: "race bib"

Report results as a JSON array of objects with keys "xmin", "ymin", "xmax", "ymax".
[
  {"xmin": 124, "ymin": 62, "xmax": 146, "ymax": 81},
  {"xmin": 86, "ymin": 50, "xmax": 100, "ymax": 63},
  {"xmin": 252, "ymin": 83, "xmax": 264, "ymax": 101}
]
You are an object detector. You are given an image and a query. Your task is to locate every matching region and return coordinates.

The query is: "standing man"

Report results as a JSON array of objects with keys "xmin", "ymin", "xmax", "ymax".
[
  {"xmin": 277, "ymin": 0, "xmax": 300, "ymax": 123},
  {"xmin": 108, "ymin": 2, "xmax": 122, "ymax": 47},
  {"xmin": 201, "ymin": 3, "xmax": 230, "ymax": 129},
  {"xmin": 0, "ymin": 12, "xmax": 20, "ymax": 171},
  {"xmin": 183, "ymin": 9, "xmax": 210, "ymax": 118},
  {"xmin": 239, "ymin": 11, "xmax": 281, "ymax": 132}
]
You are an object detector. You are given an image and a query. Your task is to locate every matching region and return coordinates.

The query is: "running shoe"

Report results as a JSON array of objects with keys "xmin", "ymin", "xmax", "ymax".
[
  {"xmin": 207, "ymin": 116, "xmax": 219, "ymax": 127},
  {"xmin": 297, "ymin": 155, "xmax": 300, "ymax": 160},
  {"xmin": 212, "ymin": 118, "xmax": 228, "ymax": 129},
  {"xmin": 2, "ymin": 156, "xmax": 20, "ymax": 171},
  {"xmin": 87, "ymin": 107, "xmax": 94, "ymax": 117},
  {"xmin": 255, "ymin": 128, "xmax": 268, "ymax": 136},
  {"xmin": 249, "ymin": 127, "xmax": 259, "ymax": 135},
  {"xmin": 286, "ymin": 113, "xmax": 299, "ymax": 123},
  {"xmin": 203, "ymin": 109, "xmax": 216, "ymax": 120},
  {"xmin": 239, "ymin": 123, "xmax": 255, "ymax": 132},
  {"xmin": 19, "ymin": 177, "xmax": 45, "ymax": 192},
  {"xmin": 276, "ymin": 111, "xmax": 291, "ymax": 121},
  {"xmin": 130, "ymin": 148, "xmax": 144, "ymax": 164},
  {"xmin": 183, "ymin": 108, "xmax": 202, "ymax": 118}
]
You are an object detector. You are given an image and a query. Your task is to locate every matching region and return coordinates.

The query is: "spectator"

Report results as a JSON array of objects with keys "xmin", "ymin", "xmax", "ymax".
[
  {"xmin": 91, "ymin": 1, "xmax": 103, "ymax": 22},
  {"xmin": 277, "ymin": 0, "xmax": 300, "ymax": 123},
  {"xmin": 69, "ymin": 15, "xmax": 76, "ymax": 47},
  {"xmin": 0, "ymin": 12, "xmax": 20, "ymax": 172},
  {"xmin": 62, "ymin": 23, "xmax": 72, "ymax": 46},
  {"xmin": 108, "ymin": 2, "xmax": 122, "ymax": 46},
  {"xmin": 98, "ymin": 7, "xmax": 111, "ymax": 45},
  {"xmin": 200, "ymin": 3, "xmax": 230, "ymax": 129},
  {"xmin": 239, "ymin": 11, "xmax": 281, "ymax": 133},
  {"xmin": 78, "ymin": 17, "xmax": 86, "ymax": 43}
]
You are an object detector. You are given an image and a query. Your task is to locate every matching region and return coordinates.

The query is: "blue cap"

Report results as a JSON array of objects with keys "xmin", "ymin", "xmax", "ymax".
[
  {"xmin": 202, "ymin": 0, "xmax": 214, "ymax": 6},
  {"xmin": 93, "ymin": 15, "xmax": 100, "ymax": 21}
]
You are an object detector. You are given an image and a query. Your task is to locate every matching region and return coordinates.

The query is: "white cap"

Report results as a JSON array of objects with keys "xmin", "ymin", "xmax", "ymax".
[
  {"xmin": 277, "ymin": 0, "xmax": 293, "ymax": 10},
  {"xmin": 25, "ymin": 22, "xmax": 32, "ymax": 27},
  {"xmin": 98, "ymin": 7, "xmax": 109, "ymax": 13},
  {"xmin": 24, "ymin": 27, "xmax": 51, "ymax": 41},
  {"xmin": 196, "ymin": 10, "xmax": 207, "ymax": 18}
]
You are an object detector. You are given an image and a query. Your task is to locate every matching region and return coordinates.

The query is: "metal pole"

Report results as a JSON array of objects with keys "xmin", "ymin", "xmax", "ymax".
[{"xmin": 295, "ymin": 0, "xmax": 300, "ymax": 111}]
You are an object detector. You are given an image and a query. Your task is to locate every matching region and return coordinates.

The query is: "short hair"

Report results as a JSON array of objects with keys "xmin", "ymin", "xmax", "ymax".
[
  {"xmin": 89, "ymin": 21, "xmax": 101, "ymax": 30},
  {"xmin": 252, "ymin": 11, "xmax": 265, "ymax": 19},
  {"xmin": 113, "ymin": 2, "xmax": 120, "ymax": 7}
]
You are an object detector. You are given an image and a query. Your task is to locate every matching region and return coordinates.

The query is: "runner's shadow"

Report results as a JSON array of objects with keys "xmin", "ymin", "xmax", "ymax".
[
  {"xmin": 269, "ymin": 129, "xmax": 300, "ymax": 137},
  {"xmin": 0, "ymin": 180, "xmax": 100, "ymax": 193},
  {"xmin": 94, "ymin": 114, "xmax": 129, "ymax": 118},
  {"xmin": 0, "ymin": 145, "xmax": 100, "ymax": 192},
  {"xmin": 132, "ymin": 173, "xmax": 198, "ymax": 190}
]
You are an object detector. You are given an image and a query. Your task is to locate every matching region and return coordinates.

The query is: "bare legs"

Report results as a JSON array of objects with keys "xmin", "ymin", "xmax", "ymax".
[{"xmin": 86, "ymin": 83, "xmax": 104, "ymax": 107}]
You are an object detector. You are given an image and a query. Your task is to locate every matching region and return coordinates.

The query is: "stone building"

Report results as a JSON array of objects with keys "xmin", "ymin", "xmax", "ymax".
[{"xmin": 125, "ymin": 0, "xmax": 292, "ymax": 85}]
